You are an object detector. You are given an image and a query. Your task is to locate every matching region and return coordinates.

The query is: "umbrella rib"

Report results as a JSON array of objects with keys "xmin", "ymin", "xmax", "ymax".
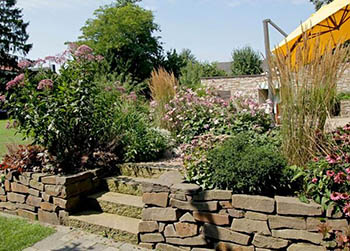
[
  {"xmin": 339, "ymin": 6, "xmax": 348, "ymax": 25},
  {"xmin": 328, "ymin": 15, "xmax": 338, "ymax": 28},
  {"xmin": 316, "ymin": 23, "xmax": 335, "ymax": 29}
]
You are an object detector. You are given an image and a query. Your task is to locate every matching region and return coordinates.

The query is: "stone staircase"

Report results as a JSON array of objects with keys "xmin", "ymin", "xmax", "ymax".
[{"xmin": 67, "ymin": 162, "xmax": 183, "ymax": 245}]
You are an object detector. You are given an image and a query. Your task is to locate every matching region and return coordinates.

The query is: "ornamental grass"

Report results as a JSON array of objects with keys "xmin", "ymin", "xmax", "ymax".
[
  {"xmin": 271, "ymin": 34, "xmax": 350, "ymax": 166},
  {"xmin": 149, "ymin": 67, "xmax": 177, "ymax": 128}
]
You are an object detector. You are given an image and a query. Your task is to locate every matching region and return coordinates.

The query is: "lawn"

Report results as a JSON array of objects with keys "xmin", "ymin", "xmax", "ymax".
[
  {"xmin": 0, "ymin": 119, "xmax": 30, "ymax": 159},
  {"xmin": 0, "ymin": 215, "xmax": 55, "ymax": 251}
]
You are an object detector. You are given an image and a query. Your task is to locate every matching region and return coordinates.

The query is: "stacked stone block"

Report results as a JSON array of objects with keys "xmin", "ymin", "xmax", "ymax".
[
  {"xmin": 0, "ymin": 168, "xmax": 105, "ymax": 224},
  {"xmin": 139, "ymin": 182, "xmax": 349, "ymax": 250},
  {"xmin": 340, "ymin": 100, "xmax": 350, "ymax": 117}
]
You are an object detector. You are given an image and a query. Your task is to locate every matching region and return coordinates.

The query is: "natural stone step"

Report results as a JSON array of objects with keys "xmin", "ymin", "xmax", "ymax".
[
  {"xmin": 103, "ymin": 176, "xmax": 158, "ymax": 196},
  {"xmin": 118, "ymin": 162, "xmax": 183, "ymax": 178},
  {"xmin": 68, "ymin": 211, "xmax": 140, "ymax": 244},
  {"xmin": 87, "ymin": 192, "xmax": 144, "ymax": 219}
]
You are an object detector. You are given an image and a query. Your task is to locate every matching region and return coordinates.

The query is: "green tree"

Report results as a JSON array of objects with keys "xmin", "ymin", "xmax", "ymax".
[
  {"xmin": 310, "ymin": 0, "xmax": 333, "ymax": 10},
  {"xmin": 0, "ymin": 0, "xmax": 32, "ymax": 89},
  {"xmin": 231, "ymin": 46, "xmax": 263, "ymax": 76},
  {"xmin": 78, "ymin": 1, "xmax": 162, "ymax": 83}
]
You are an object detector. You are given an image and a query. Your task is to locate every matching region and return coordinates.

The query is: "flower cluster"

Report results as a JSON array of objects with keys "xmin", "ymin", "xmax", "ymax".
[
  {"xmin": 37, "ymin": 79, "xmax": 54, "ymax": 90},
  {"xmin": 6, "ymin": 73, "xmax": 24, "ymax": 90},
  {"xmin": 18, "ymin": 60, "xmax": 33, "ymax": 69},
  {"xmin": 160, "ymin": 87, "xmax": 272, "ymax": 143}
]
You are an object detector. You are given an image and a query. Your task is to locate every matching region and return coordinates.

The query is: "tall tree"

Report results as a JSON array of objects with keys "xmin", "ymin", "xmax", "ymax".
[
  {"xmin": 78, "ymin": 1, "xmax": 162, "ymax": 83},
  {"xmin": 231, "ymin": 46, "xmax": 263, "ymax": 76},
  {"xmin": 0, "ymin": 0, "xmax": 32, "ymax": 88},
  {"xmin": 310, "ymin": 0, "xmax": 333, "ymax": 11}
]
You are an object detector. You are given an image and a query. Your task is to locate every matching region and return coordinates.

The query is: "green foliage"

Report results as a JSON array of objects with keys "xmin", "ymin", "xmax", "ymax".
[
  {"xmin": 178, "ymin": 62, "xmax": 203, "ymax": 89},
  {"xmin": 310, "ymin": 0, "xmax": 333, "ymax": 10},
  {"xmin": 113, "ymin": 100, "xmax": 169, "ymax": 162},
  {"xmin": 78, "ymin": 2, "xmax": 162, "ymax": 83},
  {"xmin": 0, "ymin": 0, "xmax": 32, "ymax": 91},
  {"xmin": 161, "ymin": 49, "xmax": 187, "ymax": 79},
  {"xmin": 337, "ymin": 92, "xmax": 350, "ymax": 101},
  {"xmin": 231, "ymin": 46, "xmax": 263, "ymax": 76},
  {"xmin": 179, "ymin": 61, "xmax": 227, "ymax": 88},
  {"xmin": 184, "ymin": 133, "xmax": 293, "ymax": 196}
]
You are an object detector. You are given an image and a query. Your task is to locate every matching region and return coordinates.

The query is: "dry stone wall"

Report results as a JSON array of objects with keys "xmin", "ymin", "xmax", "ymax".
[
  {"xmin": 0, "ymin": 168, "xmax": 106, "ymax": 224},
  {"xmin": 139, "ymin": 182, "xmax": 349, "ymax": 250},
  {"xmin": 201, "ymin": 70, "xmax": 350, "ymax": 103}
]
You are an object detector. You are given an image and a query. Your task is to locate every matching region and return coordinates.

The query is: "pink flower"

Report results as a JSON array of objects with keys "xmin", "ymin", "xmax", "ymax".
[
  {"xmin": 343, "ymin": 202, "xmax": 350, "ymax": 216},
  {"xmin": 331, "ymin": 192, "xmax": 342, "ymax": 201},
  {"xmin": 312, "ymin": 177, "xmax": 318, "ymax": 183},
  {"xmin": 341, "ymin": 193, "xmax": 350, "ymax": 200},
  {"xmin": 344, "ymin": 124, "xmax": 350, "ymax": 131},
  {"xmin": 326, "ymin": 155, "xmax": 337, "ymax": 164},
  {"xmin": 6, "ymin": 73, "xmax": 25, "ymax": 90},
  {"xmin": 0, "ymin": 95, "xmax": 5, "ymax": 102},
  {"xmin": 44, "ymin": 56, "xmax": 56, "ymax": 62},
  {"xmin": 127, "ymin": 92, "xmax": 137, "ymax": 101},
  {"xmin": 313, "ymin": 157, "xmax": 319, "ymax": 162},
  {"xmin": 334, "ymin": 172, "xmax": 346, "ymax": 184},
  {"xmin": 346, "ymin": 168, "xmax": 350, "ymax": 174},
  {"xmin": 37, "ymin": 79, "xmax": 53, "ymax": 90},
  {"xmin": 74, "ymin": 45, "xmax": 93, "ymax": 58},
  {"xmin": 18, "ymin": 60, "xmax": 32, "ymax": 69},
  {"xmin": 326, "ymin": 170, "xmax": 335, "ymax": 177},
  {"xmin": 95, "ymin": 55, "xmax": 104, "ymax": 61}
]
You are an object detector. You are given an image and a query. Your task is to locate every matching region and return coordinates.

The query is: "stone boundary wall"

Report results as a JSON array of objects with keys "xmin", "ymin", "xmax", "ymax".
[
  {"xmin": 139, "ymin": 182, "xmax": 348, "ymax": 250},
  {"xmin": 201, "ymin": 69, "xmax": 350, "ymax": 103},
  {"xmin": 201, "ymin": 75, "xmax": 265, "ymax": 102},
  {"xmin": 0, "ymin": 168, "xmax": 106, "ymax": 224}
]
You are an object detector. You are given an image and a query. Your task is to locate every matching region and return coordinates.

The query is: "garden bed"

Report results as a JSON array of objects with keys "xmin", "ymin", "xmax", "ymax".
[{"xmin": 0, "ymin": 168, "xmax": 109, "ymax": 225}]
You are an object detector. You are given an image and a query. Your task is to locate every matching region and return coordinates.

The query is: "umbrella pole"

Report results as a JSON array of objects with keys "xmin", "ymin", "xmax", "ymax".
[{"xmin": 263, "ymin": 19, "xmax": 288, "ymax": 125}]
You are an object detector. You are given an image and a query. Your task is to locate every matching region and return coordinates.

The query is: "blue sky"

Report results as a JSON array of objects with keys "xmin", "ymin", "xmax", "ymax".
[{"xmin": 16, "ymin": 0, "xmax": 315, "ymax": 62}]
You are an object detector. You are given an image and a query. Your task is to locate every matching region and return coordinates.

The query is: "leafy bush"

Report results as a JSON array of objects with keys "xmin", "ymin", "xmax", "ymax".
[
  {"xmin": 231, "ymin": 46, "xmax": 263, "ymax": 76},
  {"xmin": 114, "ymin": 99, "xmax": 169, "ymax": 162},
  {"xmin": 163, "ymin": 88, "xmax": 272, "ymax": 143},
  {"xmin": 179, "ymin": 61, "xmax": 227, "ymax": 89},
  {"xmin": 183, "ymin": 133, "xmax": 292, "ymax": 196}
]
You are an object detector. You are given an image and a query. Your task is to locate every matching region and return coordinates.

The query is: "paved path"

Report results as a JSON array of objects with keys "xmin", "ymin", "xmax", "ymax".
[{"xmin": 23, "ymin": 225, "xmax": 146, "ymax": 251}]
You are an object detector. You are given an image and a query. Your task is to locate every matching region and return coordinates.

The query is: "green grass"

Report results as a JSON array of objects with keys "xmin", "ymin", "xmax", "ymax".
[
  {"xmin": 0, "ymin": 216, "xmax": 55, "ymax": 251},
  {"xmin": 0, "ymin": 120, "xmax": 30, "ymax": 158}
]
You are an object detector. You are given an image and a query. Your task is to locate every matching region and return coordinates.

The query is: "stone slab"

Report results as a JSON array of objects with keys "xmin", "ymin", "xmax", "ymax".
[{"xmin": 232, "ymin": 195, "xmax": 274, "ymax": 213}]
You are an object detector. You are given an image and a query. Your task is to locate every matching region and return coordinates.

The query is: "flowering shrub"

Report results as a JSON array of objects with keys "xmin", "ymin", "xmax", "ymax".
[
  {"xmin": 293, "ymin": 124, "xmax": 350, "ymax": 215},
  {"xmin": 161, "ymin": 88, "xmax": 272, "ymax": 143},
  {"xmin": 1, "ymin": 45, "xmax": 168, "ymax": 172}
]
